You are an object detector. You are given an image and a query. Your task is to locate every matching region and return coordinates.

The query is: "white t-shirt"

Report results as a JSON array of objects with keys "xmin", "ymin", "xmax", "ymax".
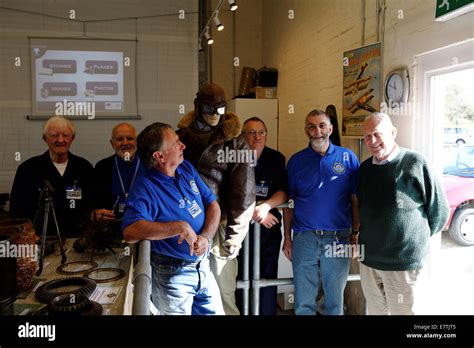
[{"xmin": 53, "ymin": 161, "xmax": 68, "ymax": 176}]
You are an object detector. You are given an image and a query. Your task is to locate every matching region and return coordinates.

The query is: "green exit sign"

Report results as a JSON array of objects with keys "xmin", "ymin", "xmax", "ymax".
[{"xmin": 435, "ymin": 0, "xmax": 474, "ymax": 21}]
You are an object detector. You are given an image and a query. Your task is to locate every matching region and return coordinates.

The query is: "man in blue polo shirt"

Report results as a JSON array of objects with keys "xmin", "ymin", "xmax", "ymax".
[
  {"xmin": 122, "ymin": 122, "xmax": 224, "ymax": 315},
  {"xmin": 283, "ymin": 109, "xmax": 360, "ymax": 315}
]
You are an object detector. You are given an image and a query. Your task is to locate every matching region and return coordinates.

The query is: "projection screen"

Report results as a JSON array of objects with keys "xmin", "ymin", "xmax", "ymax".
[{"xmin": 29, "ymin": 38, "xmax": 138, "ymax": 119}]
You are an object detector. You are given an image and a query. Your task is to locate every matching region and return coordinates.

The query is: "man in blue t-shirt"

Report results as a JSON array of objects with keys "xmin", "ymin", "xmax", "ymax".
[
  {"xmin": 122, "ymin": 122, "xmax": 224, "ymax": 315},
  {"xmin": 283, "ymin": 109, "xmax": 360, "ymax": 315}
]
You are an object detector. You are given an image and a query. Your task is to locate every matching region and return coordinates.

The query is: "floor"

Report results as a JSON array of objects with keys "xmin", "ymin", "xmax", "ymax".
[
  {"xmin": 273, "ymin": 231, "xmax": 474, "ymax": 316},
  {"xmin": 422, "ymin": 231, "xmax": 474, "ymax": 314}
]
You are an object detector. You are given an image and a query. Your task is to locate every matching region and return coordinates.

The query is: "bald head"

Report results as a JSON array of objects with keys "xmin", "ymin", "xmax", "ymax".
[{"xmin": 110, "ymin": 123, "xmax": 137, "ymax": 161}]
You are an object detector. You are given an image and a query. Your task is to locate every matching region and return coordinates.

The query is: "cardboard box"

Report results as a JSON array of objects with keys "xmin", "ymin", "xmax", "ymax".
[
  {"xmin": 277, "ymin": 292, "xmax": 294, "ymax": 310},
  {"xmin": 255, "ymin": 86, "xmax": 277, "ymax": 99}
]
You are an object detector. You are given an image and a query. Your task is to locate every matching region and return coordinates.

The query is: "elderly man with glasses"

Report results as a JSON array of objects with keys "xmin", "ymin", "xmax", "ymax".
[
  {"xmin": 237, "ymin": 117, "xmax": 288, "ymax": 315},
  {"xmin": 283, "ymin": 109, "xmax": 360, "ymax": 315},
  {"xmin": 176, "ymin": 83, "xmax": 255, "ymax": 315}
]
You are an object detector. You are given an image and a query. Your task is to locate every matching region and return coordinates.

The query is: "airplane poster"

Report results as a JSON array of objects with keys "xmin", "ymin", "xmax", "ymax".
[{"xmin": 342, "ymin": 43, "xmax": 382, "ymax": 137}]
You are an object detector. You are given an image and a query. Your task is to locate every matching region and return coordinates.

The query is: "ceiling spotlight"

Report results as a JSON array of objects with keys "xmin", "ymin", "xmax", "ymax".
[
  {"xmin": 228, "ymin": 0, "xmax": 238, "ymax": 11},
  {"xmin": 204, "ymin": 27, "xmax": 213, "ymax": 45},
  {"xmin": 213, "ymin": 13, "xmax": 224, "ymax": 31}
]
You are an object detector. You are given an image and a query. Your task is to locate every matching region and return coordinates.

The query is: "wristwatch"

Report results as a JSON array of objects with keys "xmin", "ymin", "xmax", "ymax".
[{"xmin": 205, "ymin": 235, "xmax": 213, "ymax": 245}]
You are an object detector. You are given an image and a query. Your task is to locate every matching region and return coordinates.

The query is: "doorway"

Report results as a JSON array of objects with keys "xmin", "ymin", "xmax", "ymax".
[{"xmin": 415, "ymin": 40, "xmax": 474, "ymax": 314}]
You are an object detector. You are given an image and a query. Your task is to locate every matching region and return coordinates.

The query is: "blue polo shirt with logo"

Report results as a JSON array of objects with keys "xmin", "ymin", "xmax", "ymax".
[
  {"xmin": 122, "ymin": 160, "xmax": 216, "ymax": 261},
  {"xmin": 287, "ymin": 142, "xmax": 359, "ymax": 232}
]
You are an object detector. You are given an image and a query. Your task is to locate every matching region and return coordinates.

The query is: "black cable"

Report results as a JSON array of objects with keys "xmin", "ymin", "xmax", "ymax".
[{"xmin": 0, "ymin": 6, "xmax": 198, "ymax": 24}]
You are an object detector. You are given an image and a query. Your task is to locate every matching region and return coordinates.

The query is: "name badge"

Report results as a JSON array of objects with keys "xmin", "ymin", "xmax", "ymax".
[
  {"xmin": 256, "ymin": 183, "xmax": 269, "ymax": 197},
  {"xmin": 118, "ymin": 203, "xmax": 126, "ymax": 213},
  {"xmin": 65, "ymin": 187, "xmax": 82, "ymax": 200},
  {"xmin": 187, "ymin": 200, "xmax": 202, "ymax": 218}
]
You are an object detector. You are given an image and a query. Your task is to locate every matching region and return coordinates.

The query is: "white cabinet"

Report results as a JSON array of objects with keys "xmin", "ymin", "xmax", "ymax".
[{"xmin": 228, "ymin": 99, "xmax": 279, "ymax": 150}]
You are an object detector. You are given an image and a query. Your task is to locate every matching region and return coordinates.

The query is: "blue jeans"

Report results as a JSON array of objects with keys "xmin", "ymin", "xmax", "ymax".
[
  {"xmin": 151, "ymin": 252, "xmax": 224, "ymax": 315},
  {"xmin": 292, "ymin": 229, "xmax": 351, "ymax": 315}
]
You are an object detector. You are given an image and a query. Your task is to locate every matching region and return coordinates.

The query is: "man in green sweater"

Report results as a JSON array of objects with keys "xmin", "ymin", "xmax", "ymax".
[{"xmin": 357, "ymin": 113, "xmax": 449, "ymax": 315}]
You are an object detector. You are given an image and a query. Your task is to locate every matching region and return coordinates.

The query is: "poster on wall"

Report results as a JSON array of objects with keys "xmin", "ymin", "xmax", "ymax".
[{"xmin": 342, "ymin": 42, "xmax": 382, "ymax": 137}]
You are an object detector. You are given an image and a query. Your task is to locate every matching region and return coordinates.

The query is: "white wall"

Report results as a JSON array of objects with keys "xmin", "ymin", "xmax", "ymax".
[
  {"xmin": 210, "ymin": 0, "xmax": 263, "ymax": 100},
  {"xmin": 0, "ymin": 0, "xmax": 198, "ymax": 193}
]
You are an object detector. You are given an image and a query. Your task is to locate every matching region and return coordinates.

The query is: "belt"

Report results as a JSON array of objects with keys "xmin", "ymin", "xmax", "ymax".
[
  {"xmin": 311, "ymin": 230, "xmax": 339, "ymax": 235},
  {"xmin": 151, "ymin": 252, "xmax": 202, "ymax": 267}
]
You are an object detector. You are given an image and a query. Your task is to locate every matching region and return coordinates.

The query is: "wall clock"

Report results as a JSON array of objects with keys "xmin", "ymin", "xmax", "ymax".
[{"xmin": 384, "ymin": 67, "xmax": 410, "ymax": 105}]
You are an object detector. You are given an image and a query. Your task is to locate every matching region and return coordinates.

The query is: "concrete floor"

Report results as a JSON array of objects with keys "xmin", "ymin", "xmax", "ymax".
[
  {"xmin": 424, "ymin": 231, "xmax": 474, "ymax": 314},
  {"xmin": 274, "ymin": 231, "xmax": 474, "ymax": 316}
]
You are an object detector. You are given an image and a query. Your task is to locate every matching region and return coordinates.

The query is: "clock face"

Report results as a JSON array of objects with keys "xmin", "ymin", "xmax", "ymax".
[{"xmin": 386, "ymin": 73, "xmax": 404, "ymax": 103}]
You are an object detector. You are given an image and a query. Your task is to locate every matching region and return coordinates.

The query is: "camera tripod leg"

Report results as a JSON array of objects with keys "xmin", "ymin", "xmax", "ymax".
[
  {"xmin": 50, "ymin": 203, "xmax": 67, "ymax": 264},
  {"xmin": 36, "ymin": 198, "xmax": 50, "ymax": 276},
  {"xmin": 32, "ymin": 196, "xmax": 43, "ymax": 228}
]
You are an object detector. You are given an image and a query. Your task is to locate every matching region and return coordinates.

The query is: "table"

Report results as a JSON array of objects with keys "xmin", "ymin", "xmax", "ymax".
[{"xmin": 14, "ymin": 238, "xmax": 134, "ymax": 315}]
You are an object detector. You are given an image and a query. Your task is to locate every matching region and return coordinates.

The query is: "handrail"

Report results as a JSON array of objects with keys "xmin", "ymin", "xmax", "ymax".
[
  {"xmin": 240, "ymin": 200, "xmax": 364, "ymax": 315},
  {"xmin": 130, "ymin": 200, "xmax": 365, "ymax": 315},
  {"xmin": 131, "ymin": 240, "xmax": 151, "ymax": 315}
]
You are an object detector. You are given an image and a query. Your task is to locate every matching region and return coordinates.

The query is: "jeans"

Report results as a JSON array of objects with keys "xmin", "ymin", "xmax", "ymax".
[
  {"xmin": 292, "ymin": 229, "xmax": 351, "ymax": 315},
  {"xmin": 151, "ymin": 252, "xmax": 224, "ymax": 315}
]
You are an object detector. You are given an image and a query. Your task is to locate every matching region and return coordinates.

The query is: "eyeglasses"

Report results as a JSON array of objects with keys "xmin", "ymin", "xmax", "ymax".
[
  {"xmin": 201, "ymin": 103, "xmax": 226, "ymax": 115},
  {"xmin": 245, "ymin": 130, "xmax": 267, "ymax": 137}
]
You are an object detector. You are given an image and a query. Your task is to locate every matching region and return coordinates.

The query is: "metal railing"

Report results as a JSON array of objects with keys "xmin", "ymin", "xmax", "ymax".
[
  {"xmin": 131, "ymin": 240, "xmax": 151, "ymax": 315},
  {"xmin": 237, "ymin": 202, "xmax": 364, "ymax": 315},
  {"xmin": 131, "ymin": 203, "xmax": 365, "ymax": 315}
]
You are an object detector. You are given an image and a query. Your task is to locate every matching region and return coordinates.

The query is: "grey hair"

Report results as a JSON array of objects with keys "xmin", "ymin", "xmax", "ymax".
[
  {"xmin": 42, "ymin": 116, "xmax": 75, "ymax": 138},
  {"xmin": 365, "ymin": 112, "xmax": 394, "ymax": 127},
  {"xmin": 137, "ymin": 122, "xmax": 174, "ymax": 169},
  {"xmin": 305, "ymin": 109, "xmax": 331, "ymax": 124}
]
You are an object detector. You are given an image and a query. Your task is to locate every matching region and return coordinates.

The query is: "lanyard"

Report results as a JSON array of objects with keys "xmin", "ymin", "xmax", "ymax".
[{"xmin": 115, "ymin": 156, "xmax": 140, "ymax": 199}]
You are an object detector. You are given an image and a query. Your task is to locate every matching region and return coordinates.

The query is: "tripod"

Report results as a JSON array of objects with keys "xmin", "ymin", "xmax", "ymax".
[{"xmin": 33, "ymin": 183, "xmax": 67, "ymax": 275}]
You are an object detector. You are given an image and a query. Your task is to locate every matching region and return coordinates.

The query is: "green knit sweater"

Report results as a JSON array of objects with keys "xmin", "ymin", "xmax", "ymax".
[{"xmin": 357, "ymin": 148, "xmax": 449, "ymax": 271}]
